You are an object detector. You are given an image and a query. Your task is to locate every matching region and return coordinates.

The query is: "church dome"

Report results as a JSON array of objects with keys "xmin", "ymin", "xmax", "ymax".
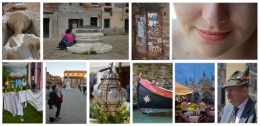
[
  {"xmin": 198, "ymin": 71, "xmax": 210, "ymax": 84},
  {"xmin": 185, "ymin": 78, "xmax": 194, "ymax": 86}
]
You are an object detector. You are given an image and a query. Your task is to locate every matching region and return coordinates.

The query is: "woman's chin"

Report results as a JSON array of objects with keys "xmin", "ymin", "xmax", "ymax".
[{"xmin": 197, "ymin": 46, "xmax": 229, "ymax": 58}]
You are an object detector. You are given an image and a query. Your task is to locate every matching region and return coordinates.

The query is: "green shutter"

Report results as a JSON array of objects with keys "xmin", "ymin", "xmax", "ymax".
[{"xmin": 104, "ymin": 19, "xmax": 110, "ymax": 28}]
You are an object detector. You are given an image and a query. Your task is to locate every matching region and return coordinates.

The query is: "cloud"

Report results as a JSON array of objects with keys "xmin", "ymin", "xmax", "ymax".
[
  {"xmin": 10, "ymin": 71, "xmax": 25, "ymax": 76},
  {"xmin": 4, "ymin": 62, "xmax": 28, "ymax": 76}
]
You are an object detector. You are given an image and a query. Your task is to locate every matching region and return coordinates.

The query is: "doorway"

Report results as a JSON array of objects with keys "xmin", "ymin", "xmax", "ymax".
[
  {"xmin": 43, "ymin": 18, "xmax": 50, "ymax": 38},
  {"xmin": 125, "ymin": 19, "xmax": 129, "ymax": 33},
  {"xmin": 90, "ymin": 17, "xmax": 98, "ymax": 26}
]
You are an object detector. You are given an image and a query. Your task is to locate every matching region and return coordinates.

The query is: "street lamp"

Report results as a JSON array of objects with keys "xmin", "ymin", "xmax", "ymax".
[{"xmin": 93, "ymin": 62, "xmax": 127, "ymax": 115}]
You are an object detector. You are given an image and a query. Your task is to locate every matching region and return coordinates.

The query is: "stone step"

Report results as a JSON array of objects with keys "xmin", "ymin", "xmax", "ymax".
[
  {"xmin": 76, "ymin": 38, "xmax": 104, "ymax": 43},
  {"xmin": 67, "ymin": 43, "xmax": 112, "ymax": 54}
]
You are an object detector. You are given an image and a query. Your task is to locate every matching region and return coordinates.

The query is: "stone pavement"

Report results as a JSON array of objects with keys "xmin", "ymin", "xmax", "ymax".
[
  {"xmin": 46, "ymin": 88, "xmax": 86, "ymax": 124},
  {"xmin": 43, "ymin": 35, "xmax": 129, "ymax": 60}
]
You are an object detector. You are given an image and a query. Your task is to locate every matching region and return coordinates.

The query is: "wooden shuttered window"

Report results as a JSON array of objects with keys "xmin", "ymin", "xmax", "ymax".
[
  {"xmin": 68, "ymin": 19, "xmax": 83, "ymax": 29},
  {"xmin": 79, "ymin": 19, "xmax": 83, "ymax": 27}
]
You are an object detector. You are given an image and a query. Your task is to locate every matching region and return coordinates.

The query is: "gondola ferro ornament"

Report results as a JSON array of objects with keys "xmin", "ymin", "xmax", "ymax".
[{"xmin": 94, "ymin": 62, "xmax": 128, "ymax": 115}]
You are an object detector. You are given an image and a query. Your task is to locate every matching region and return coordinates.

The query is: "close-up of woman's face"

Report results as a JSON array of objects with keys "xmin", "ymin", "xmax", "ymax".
[{"xmin": 174, "ymin": 3, "xmax": 257, "ymax": 58}]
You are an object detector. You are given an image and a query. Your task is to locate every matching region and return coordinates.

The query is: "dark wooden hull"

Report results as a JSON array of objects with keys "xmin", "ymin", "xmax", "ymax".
[{"xmin": 137, "ymin": 79, "xmax": 172, "ymax": 115}]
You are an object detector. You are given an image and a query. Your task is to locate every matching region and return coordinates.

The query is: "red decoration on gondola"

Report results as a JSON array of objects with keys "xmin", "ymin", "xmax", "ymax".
[{"xmin": 243, "ymin": 76, "xmax": 247, "ymax": 81}]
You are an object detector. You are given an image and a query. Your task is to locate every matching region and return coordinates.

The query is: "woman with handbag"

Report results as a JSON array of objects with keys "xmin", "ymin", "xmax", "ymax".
[
  {"xmin": 48, "ymin": 85, "xmax": 58, "ymax": 122},
  {"xmin": 55, "ymin": 85, "xmax": 63, "ymax": 119}
]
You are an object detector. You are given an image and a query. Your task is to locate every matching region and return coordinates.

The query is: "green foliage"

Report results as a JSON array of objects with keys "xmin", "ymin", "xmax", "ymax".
[
  {"xmin": 2, "ymin": 63, "xmax": 11, "ymax": 87},
  {"xmin": 3, "ymin": 105, "xmax": 42, "ymax": 123},
  {"xmin": 23, "ymin": 74, "xmax": 27, "ymax": 84},
  {"xmin": 79, "ymin": 50, "xmax": 97, "ymax": 55},
  {"xmin": 2, "ymin": 86, "xmax": 28, "ymax": 92},
  {"xmin": 90, "ymin": 50, "xmax": 97, "ymax": 55},
  {"xmin": 90, "ymin": 98, "xmax": 130, "ymax": 124},
  {"xmin": 132, "ymin": 94, "xmax": 136, "ymax": 102},
  {"xmin": 81, "ymin": 51, "xmax": 89, "ymax": 55}
]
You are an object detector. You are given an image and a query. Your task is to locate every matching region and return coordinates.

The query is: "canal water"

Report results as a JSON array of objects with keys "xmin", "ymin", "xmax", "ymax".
[{"xmin": 133, "ymin": 109, "xmax": 173, "ymax": 123}]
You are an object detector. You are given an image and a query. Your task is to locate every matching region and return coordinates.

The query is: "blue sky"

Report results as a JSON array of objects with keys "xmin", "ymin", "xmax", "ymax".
[
  {"xmin": 46, "ymin": 62, "xmax": 87, "ymax": 77},
  {"xmin": 175, "ymin": 63, "xmax": 214, "ymax": 85}
]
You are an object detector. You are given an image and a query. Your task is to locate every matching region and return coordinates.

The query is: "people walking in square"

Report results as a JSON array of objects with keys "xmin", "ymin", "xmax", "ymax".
[
  {"xmin": 48, "ymin": 85, "xmax": 58, "ymax": 122},
  {"xmin": 83, "ymin": 86, "xmax": 86, "ymax": 95},
  {"xmin": 55, "ymin": 83, "xmax": 65, "ymax": 120}
]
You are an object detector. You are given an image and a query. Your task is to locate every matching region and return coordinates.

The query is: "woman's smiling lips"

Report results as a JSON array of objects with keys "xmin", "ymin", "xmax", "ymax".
[{"xmin": 196, "ymin": 28, "xmax": 232, "ymax": 42}]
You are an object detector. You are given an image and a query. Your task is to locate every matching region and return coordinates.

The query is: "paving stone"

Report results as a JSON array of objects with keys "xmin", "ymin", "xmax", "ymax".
[
  {"xmin": 43, "ymin": 35, "xmax": 129, "ymax": 60},
  {"xmin": 46, "ymin": 89, "xmax": 86, "ymax": 124}
]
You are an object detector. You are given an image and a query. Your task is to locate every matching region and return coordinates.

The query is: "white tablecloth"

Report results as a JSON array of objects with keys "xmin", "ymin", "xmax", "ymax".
[
  {"xmin": 208, "ymin": 111, "xmax": 215, "ymax": 116},
  {"xmin": 183, "ymin": 111, "xmax": 192, "ymax": 119},
  {"xmin": 193, "ymin": 109, "xmax": 200, "ymax": 115},
  {"xmin": 188, "ymin": 116, "xmax": 200, "ymax": 123}
]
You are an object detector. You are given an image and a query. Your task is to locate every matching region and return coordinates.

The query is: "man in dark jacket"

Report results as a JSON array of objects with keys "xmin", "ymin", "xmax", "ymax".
[
  {"xmin": 83, "ymin": 86, "xmax": 86, "ymax": 95},
  {"xmin": 48, "ymin": 85, "xmax": 58, "ymax": 122}
]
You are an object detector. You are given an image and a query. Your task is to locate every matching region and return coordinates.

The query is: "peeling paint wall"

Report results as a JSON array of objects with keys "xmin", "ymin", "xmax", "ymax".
[
  {"xmin": 102, "ymin": 3, "xmax": 129, "ymax": 35},
  {"xmin": 132, "ymin": 3, "xmax": 169, "ymax": 60},
  {"xmin": 43, "ymin": 13, "xmax": 56, "ymax": 38},
  {"xmin": 160, "ymin": 3, "xmax": 170, "ymax": 60},
  {"xmin": 59, "ymin": 3, "xmax": 101, "ymax": 37},
  {"xmin": 43, "ymin": 3, "xmax": 101, "ymax": 38},
  {"xmin": 43, "ymin": 4, "xmax": 58, "ymax": 38},
  {"xmin": 44, "ymin": 3, "xmax": 128, "ymax": 38},
  {"xmin": 43, "ymin": 3, "xmax": 58, "ymax": 12}
]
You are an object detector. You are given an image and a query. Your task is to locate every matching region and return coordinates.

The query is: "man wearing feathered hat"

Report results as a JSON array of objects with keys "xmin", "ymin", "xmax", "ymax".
[{"xmin": 220, "ymin": 67, "xmax": 257, "ymax": 123}]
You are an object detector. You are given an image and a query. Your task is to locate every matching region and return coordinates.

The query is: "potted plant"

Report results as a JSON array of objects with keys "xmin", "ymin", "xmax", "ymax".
[{"xmin": 90, "ymin": 99, "xmax": 130, "ymax": 124}]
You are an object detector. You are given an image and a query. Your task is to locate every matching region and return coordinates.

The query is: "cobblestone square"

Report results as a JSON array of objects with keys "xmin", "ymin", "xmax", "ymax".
[
  {"xmin": 46, "ymin": 88, "xmax": 86, "ymax": 124},
  {"xmin": 43, "ymin": 35, "xmax": 129, "ymax": 60}
]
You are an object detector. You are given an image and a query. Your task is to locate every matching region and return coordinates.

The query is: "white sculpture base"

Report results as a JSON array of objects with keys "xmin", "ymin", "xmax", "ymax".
[
  {"xmin": 64, "ymin": 79, "xmax": 74, "ymax": 90},
  {"xmin": 66, "ymin": 43, "xmax": 113, "ymax": 54}
]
